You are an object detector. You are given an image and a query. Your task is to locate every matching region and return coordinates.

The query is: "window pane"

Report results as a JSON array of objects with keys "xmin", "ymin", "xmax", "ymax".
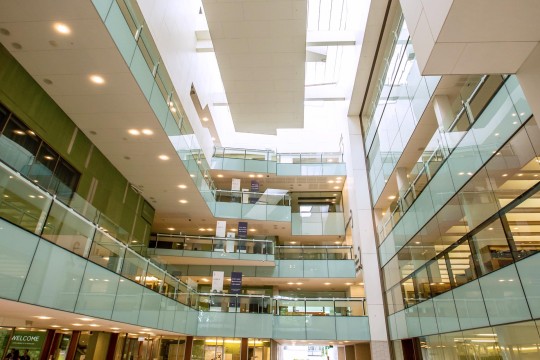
[
  {"xmin": 470, "ymin": 218, "xmax": 512, "ymax": 276},
  {"xmin": 447, "ymin": 242, "xmax": 476, "ymax": 286},
  {"xmin": 505, "ymin": 189, "xmax": 540, "ymax": 261}
]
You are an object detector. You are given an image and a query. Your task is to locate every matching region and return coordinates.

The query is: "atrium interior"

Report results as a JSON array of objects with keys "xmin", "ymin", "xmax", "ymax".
[{"xmin": 1, "ymin": 0, "xmax": 540, "ymax": 359}]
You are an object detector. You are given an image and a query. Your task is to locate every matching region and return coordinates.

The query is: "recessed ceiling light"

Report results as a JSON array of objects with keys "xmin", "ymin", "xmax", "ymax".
[
  {"xmin": 35, "ymin": 316, "xmax": 52, "ymax": 320},
  {"xmin": 201, "ymin": 278, "xmax": 210, "ymax": 282},
  {"xmin": 333, "ymin": 186, "xmax": 339, "ymax": 189},
  {"xmin": 502, "ymin": 174, "xmax": 508, "ymax": 177},
  {"xmin": 230, "ymin": 228, "xmax": 237, "ymax": 231},
  {"xmin": 334, "ymin": 241, "xmax": 341, "ymax": 244},
  {"xmin": 206, "ymin": 228, "xmax": 213, "ymax": 231},
  {"xmin": 388, "ymin": 195, "xmax": 396, "ymax": 200},
  {"xmin": 141, "ymin": 129, "xmax": 153, "ymax": 135},
  {"xmin": 324, "ymin": 282, "xmax": 331, "ymax": 285},
  {"xmin": 345, "ymin": 283, "xmax": 353, "ymax": 285},
  {"xmin": 178, "ymin": 184, "xmax": 187, "ymax": 189},
  {"xmin": 89, "ymin": 75, "xmax": 105, "ymax": 84},
  {"xmin": 50, "ymin": 325, "xmax": 61, "ymax": 328},
  {"xmin": 158, "ymin": 155, "xmax": 170, "ymax": 160},
  {"xmin": 296, "ymin": 282, "xmax": 303, "ymax": 285},
  {"xmin": 198, "ymin": 228, "xmax": 205, "ymax": 231},
  {"xmin": 111, "ymin": 327, "xmax": 121, "ymax": 330},
  {"xmin": 249, "ymin": 174, "xmax": 255, "ymax": 178},
  {"xmin": 43, "ymin": 155, "xmax": 54, "ymax": 161},
  {"xmin": 53, "ymin": 23, "xmax": 71, "ymax": 34},
  {"xmin": 257, "ymin": 174, "xmax": 263, "ymax": 178},
  {"xmin": 179, "ymin": 199, "xmax": 188, "ymax": 204},
  {"xmin": 249, "ymin": 229, "xmax": 256, "ymax": 232},
  {"xmin": 167, "ymin": 227, "xmax": 175, "ymax": 231},
  {"xmin": 13, "ymin": 129, "xmax": 25, "ymax": 135},
  {"xmin": 72, "ymin": 323, "xmax": 83, "ymax": 326},
  {"xmin": 89, "ymin": 324, "xmax": 100, "ymax": 327},
  {"xmin": 78, "ymin": 317, "xmax": 93, "ymax": 322},
  {"xmin": 328, "ymin": 180, "xmax": 334, "ymax": 184},
  {"xmin": 128, "ymin": 129, "xmax": 140, "ymax": 136},
  {"xmin": 202, "ymin": 117, "xmax": 209, "ymax": 122},
  {"xmin": 290, "ymin": 241, "xmax": 296, "ymax": 244},
  {"xmin": 517, "ymin": 173, "xmax": 523, "ymax": 177},
  {"xmin": 217, "ymin": 174, "xmax": 224, "ymax": 178},
  {"xmin": 287, "ymin": 282, "xmax": 294, "ymax": 285}
]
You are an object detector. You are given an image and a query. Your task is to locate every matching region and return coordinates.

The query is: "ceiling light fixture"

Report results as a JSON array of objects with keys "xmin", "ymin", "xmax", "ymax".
[
  {"xmin": 89, "ymin": 75, "xmax": 105, "ymax": 85},
  {"xmin": 141, "ymin": 129, "xmax": 153, "ymax": 135},
  {"xmin": 179, "ymin": 199, "xmax": 188, "ymax": 204},
  {"xmin": 53, "ymin": 23, "xmax": 71, "ymax": 34},
  {"xmin": 128, "ymin": 129, "xmax": 140, "ymax": 136},
  {"xmin": 158, "ymin": 155, "xmax": 170, "ymax": 161},
  {"xmin": 178, "ymin": 184, "xmax": 187, "ymax": 189},
  {"xmin": 217, "ymin": 174, "xmax": 224, "ymax": 178},
  {"xmin": 202, "ymin": 117, "xmax": 209, "ymax": 122},
  {"xmin": 167, "ymin": 227, "xmax": 175, "ymax": 231}
]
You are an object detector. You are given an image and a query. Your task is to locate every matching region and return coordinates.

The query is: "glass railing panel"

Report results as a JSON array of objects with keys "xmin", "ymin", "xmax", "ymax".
[
  {"xmin": 89, "ymin": 229, "xmax": 126, "ymax": 273},
  {"xmin": 305, "ymin": 299, "xmax": 335, "ymax": 315},
  {"xmin": 0, "ymin": 165, "xmax": 53, "ymax": 234},
  {"xmin": 184, "ymin": 236, "xmax": 213, "ymax": 252},
  {"xmin": 0, "ymin": 218, "xmax": 39, "ymax": 300},
  {"xmin": 276, "ymin": 299, "xmax": 306, "ymax": 315},
  {"xmin": 41, "ymin": 201, "xmax": 94, "ymax": 257},
  {"xmin": 120, "ymin": 247, "xmax": 148, "ymax": 282},
  {"xmin": 144, "ymin": 263, "xmax": 166, "ymax": 292},
  {"xmin": 75, "ymin": 261, "xmax": 121, "ymax": 319}
]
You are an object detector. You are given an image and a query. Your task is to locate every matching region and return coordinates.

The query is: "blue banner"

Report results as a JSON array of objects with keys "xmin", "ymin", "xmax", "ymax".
[
  {"xmin": 249, "ymin": 180, "xmax": 259, "ymax": 204},
  {"xmin": 238, "ymin": 221, "xmax": 248, "ymax": 239},
  {"xmin": 230, "ymin": 272, "xmax": 242, "ymax": 294}
]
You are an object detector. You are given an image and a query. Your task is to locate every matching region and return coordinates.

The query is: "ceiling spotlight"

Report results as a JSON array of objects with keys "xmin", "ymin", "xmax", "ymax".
[
  {"xmin": 249, "ymin": 229, "xmax": 256, "ymax": 232},
  {"xmin": 198, "ymin": 228, "xmax": 205, "ymax": 231},
  {"xmin": 89, "ymin": 75, "xmax": 105, "ymax": 84},
  {"xmin": 158, "ymin": 155, "xmax": 170, "ymax": 161},
  {"xmin": 257, "ymin": 174, "xmax": 263, "ymax": 178},
  {"xmin": 53, "ymin": 23, "xmax": 71, "ymax": 34},
  {"xmin": 201, "ymin": 278, "xmax": 210, "ymax": 282},
  {"xmin": 206, "ymin": 228, "xmax": 213, "ymax": 231},
  {"xmin": 324, "ymin": 282, "xmax": 331, "ymax": 285},
  {"xmin": 333, "ymin": 186, "xmax": 339, "ymax": 189},
  {"xmin": 167, "ymin": 227, "xmax": 175, "ymax": 231},
  {"xmin": 388, "ymin": 195, "xmax": 396, "ymax": 200},
  {"xmin": 128, "ymin": 129, "xmax": 140, "ymax": 136},
  {"xmin": 217, "ymin": 174, "xmax": 224, "ymax": 178},
  {"xmin": 249, "ymin": 174, "xmax": 255, "ymax": 178},
  {"xmin": 35, "ymin": 316, "xmax": 52, "ymax": 320},
  {"xmin": 202, "ymin": 117, "xmax": 209, "ymax": 122},
  {"xmin": 141, "ymin": 129, "xmax": 153, "ymax": 135},
  {"xmin": 178, "ymin": 184, "xmax": 187, "ymax": 189},
  {"xmin": 179, "ymin": 199, "xmax": 188, "ymax": 204}
]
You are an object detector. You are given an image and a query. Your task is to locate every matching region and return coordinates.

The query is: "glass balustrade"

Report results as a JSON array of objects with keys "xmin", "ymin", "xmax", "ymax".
[
  {"xmin": 0, "ymin": 159, "xmax": 198, "ymax": 307},
  {"xmin": 151, "ymin": 234, "xmax": 275, "ymax": 256},
  {"xmin": 291, "ymin": 212, "xmax": 345, "ymax": 235},
  {"xmin": 275, "ymin": 246, "xmax": 352, "ymax": 260},
  {"xmin": 377, "ymin": 75, "xmax": 530, "ymax": 257}
]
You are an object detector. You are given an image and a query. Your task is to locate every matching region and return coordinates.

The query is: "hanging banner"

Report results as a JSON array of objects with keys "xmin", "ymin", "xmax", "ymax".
[
  {"xmin": 249, "ymin": 180, "xmax": 259, "ymax": 203},
  {"xmin": 230, "ymin": 272, "xmax": 243, "ymax": 294},
  {"xmin": 238, "ymin": 222, "xmax": 248, "ymax": 238},
  {"xmin": 216, "ymin": 220, "xmax": 227, "ymax": 238},
  {"xmin": 226, "ymin": 232, "xmax": 236, "ymax": 253},
  {"xmin": 211, "ymin": 271, "xmax": 224, "ymax": 293},
  {"xmin": 231, "ymin": 178, "xmax": 241, "ymax": 191}
]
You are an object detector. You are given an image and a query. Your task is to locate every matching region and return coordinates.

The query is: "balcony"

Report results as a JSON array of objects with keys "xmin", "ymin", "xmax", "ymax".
[
  {"xmin": 292, "ymin": 212, "xmax": 345, "ymax": 236},
  {"xmin": 148, "ymin": 234, "xmax": 275, "ymax": 265},
  {"xmin": 211, "ymin": 147, "xmax": 346, "ymax": 176}
]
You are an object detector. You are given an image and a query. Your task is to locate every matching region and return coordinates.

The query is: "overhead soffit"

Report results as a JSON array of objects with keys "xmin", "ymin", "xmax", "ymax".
[{"xmin": 201, "ymin": 0, "xmax": 307, "ymax": 135}]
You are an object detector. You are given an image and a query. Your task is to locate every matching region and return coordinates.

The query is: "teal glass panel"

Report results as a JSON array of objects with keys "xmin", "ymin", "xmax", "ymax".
[
  {"xmin": 453, "ymin": 280, "xmax": 490, "ymax": 330},
  {"xmin": 504, "ymin": 76, "xmax": 532, "ymax": 123},
  {"xmin": 75, "ymin": 262, "xmax": 120, "ymax": 319},
  {"xmin": 104, "ymin": 2, "xmax": 137, "ymax": 63},
  {"xmin": 121, "ymin": 249, "xmax": 147, "ymax": 283},
  {"xmin": 172, "ymin": 301, "xmax": 190, "ymax": 334},
  {"xmin": 322, "ymin": 163, "xmax": 347, "ymax": 176},
  {"xmin": 0, "ymin": 219, "xmax": 38, "ymax": 300},
  {"xmin": 417, "ymin": 299, "xmax": 438, "ymax": 336},
  {"xmin": 244, "ymin": 160, "xmax": 268, "ymax": 173},
  {"xmin": 130, "ymin": 46, "xmax": 154, "ymax": 99},
  {"xmin": 303, "ymin": 261, "xmax": 329, "ymax": 277},
  {"xmin": 241, "ymin": 204, "xmax": 267, "ymax": 220},
  {"xmin": 214, "ymin": 202, "xmax": 242, "ymax": 219},
  {"xmin": 277, "ymin": 260, "xmax": 304, "ymax": 277},
  {"xmin": 273, "ymin": 316, "xmax": 306, "ymax": 340},
  {"xmin": 255, "ymin": 266, "xmax": 279, "ymax": 277},
  {"xmin": 222, "ymin": 158, "xmax": 245, "ymax": 171},
  {"xmin": 42, "ymin": 201, "xmax": 94, "ymax": 257},
  {"xmin": 447, "ymin": 132, "xmax": 483, "ymax": 190},
  {"xmin": 111, "ymin": 278, "xmax": 144, "ymax": 324},
  {"xmin": 394, "ymin": 310, "xmax": 408, "ymax": 339},
  {"xmin": 266, "ymin": 205, "xmax": 291, "ymax": 222},
  {"xmin": 328, "ymin": 260, "xmax": 356, "ymax": 278},
  {"xmin": 479, "ymin": 264, "xmax": 531, "ymax": 325},
  {"xmin": 91, "ymin": 0, "xmax": 114, "ymax": 21},
  {"xmin": 413, "ymin": 186, "xmax": 435, "ymax": 227},
  {"xmin": 306, "ymin": 317, "xmax": 336, "ymax": 340},
  {"xmin": 234, "ymin": 314, "xmax": 273, "ymax": 338},
  {"xmin": 276, "ymin": 164, "xmax": 300, "ymax": 176},
  {"xmin": 404, "ymin": 305, "xmax": 421, "ymax": 338},
  {"xmin": 149, "ymin": 84, "xmax": 169, "ymax": 127},
  {"xmin": 387, "ymin": 314, "xmax": 398, "ymax": 340},
  {"xmin": 157, "ymin": 297, "xmax": 177, "ymax": 331},
  {"xmin": 516, "ymin": 252, "xmax": 540, "ymax": 318},
  {"xmin": 20, "ymin": 240, "xmax": 85, "ymax": 312},
  {"xmin": 186, "ymin": 309, "xmax": 199, "ymax": 334},
  {"xmin": 322, "ymin": 213, "xmax": 345, "ymax": 235},
  {"xmin": 197, "ymin": 312, "xmax": 236, "ymax": 337},
  {"xmin": 433, "ymin": 291, "xmax": 460, "ymax": 333}
]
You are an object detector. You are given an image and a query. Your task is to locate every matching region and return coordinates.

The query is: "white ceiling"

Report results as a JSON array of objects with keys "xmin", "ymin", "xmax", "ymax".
[{"xmin": 202, "ymin": 0, "xmax": 307, "ymax": 134}]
